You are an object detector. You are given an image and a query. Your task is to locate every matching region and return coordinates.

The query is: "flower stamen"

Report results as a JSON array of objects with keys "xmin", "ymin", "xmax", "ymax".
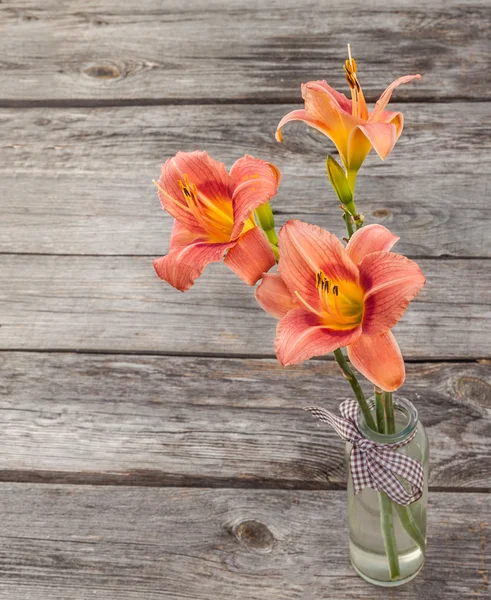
[
  {"xmin": 344, "ymin": 44, "xmax": 368, "ymax": 120},
  {"xmin": 315, "ymin": 270, "xmax": 363, "ymax": 326},
  {"xmin": 153, "ymin": 179, "xmax": 193, "ymax": 214},
  {"xmin": 294, "ymin": 290, "xmax": 326, "ymax": 319},
  {"xmin": 177, "ymin": 175, "xmax": 235, "ymax": 239}
]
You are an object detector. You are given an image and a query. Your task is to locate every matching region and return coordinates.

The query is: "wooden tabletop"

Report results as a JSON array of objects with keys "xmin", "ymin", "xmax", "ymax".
[{"xmin": 1, "ymin": 1, "xmax": 490, "ymax": 598}]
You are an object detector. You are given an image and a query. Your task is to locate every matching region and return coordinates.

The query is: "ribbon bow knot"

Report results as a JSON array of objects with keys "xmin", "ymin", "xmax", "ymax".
[
  {"xmin": 357, "ymin": 438, "xmax": 375, "ymax": 453},
  {"xmin": 305, "ymin": 399, "xmax": 424, "ymax": 506}
]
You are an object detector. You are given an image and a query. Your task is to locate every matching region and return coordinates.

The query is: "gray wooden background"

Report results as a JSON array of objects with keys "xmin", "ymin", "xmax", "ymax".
[{"xmin": 1, "ymin": 1, "xmax": 490, "ymax": 598}]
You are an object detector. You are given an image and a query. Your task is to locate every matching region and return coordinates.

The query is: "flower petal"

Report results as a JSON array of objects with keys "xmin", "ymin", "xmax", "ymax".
[
  {"xmin": 346, "ymin": 125, "xmax": 373, "ymax": 172},
  {"xmin": 158, "ymin": 151, "xmax": 234, "ymax": 234},
  {"xmin": 347, "ymin": 330, "xmax": 405, "ymax": 392},
  {"xmin": 229, "ymin": 155, "xmax": 280, "ymax": 239},
  {"xmin": 275, "ymin": 308, "xmax": 361, "ymax": 366},
  {"xmin": 255, "ymin": 273, "xmax": 297, "ymax": 319},
  {"xmin": 309, "ymin": 80, "xmax": 353, "ymax": 114},
  {"xmin": 301, "ymin": 82, "xmax": 359, "ymax": 166},
  {"xmin": 346, "ymin": 224, "xmax": 400, "ymax": 265},
  {"xmin": 360, "ymin": 251, "xmax": 426, "ymax": 335},
  {"xmin": 276, "ymin": 109, "xmax": 312, "ymax": 142},
  {"xmin": 223, "ymin": 226, "xmax": 276, "ymax": 285},
  {"xmin": 157, "ymin": 161, "xmax": 203, "ymax": 233},
  {"xmin": 356, "ymin": 122, "xmax": 398, "ymax": 160},
  {"xmin": 376, "ymin": 110, "xmax": 404, "ymax": 140},
  {"xmin": 266, "ymin": 161, "xmax": 282, "ymax": 186},
  {"xmin": 370, "ymin": 74, "xmax": 421, "ymax": 122},
  {"xmin": 276, "ymin": 82, "xmax": 358, "ymax": 168},
  {"xmin": 278, "ymin": 220, "xmax": 359, "ymax": 310},
  {"xmin": 154, "ymin": 239, "xmax": 233, "ymax": 292},
  {"xmin": 168, "ymin": 219, "xmax": 200, "ymax": 250},
  {"xmin": 171, "ymin": 150, "xmax": 234, "ymax": 204}
]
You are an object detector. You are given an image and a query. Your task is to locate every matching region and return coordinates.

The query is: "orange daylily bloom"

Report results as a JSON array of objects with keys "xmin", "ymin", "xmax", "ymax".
[
  {"xmin": 255, "ymin": 221, "xmax": 425, "ymax": 392},
  {"xmin": 276, "ymin": 55, "xmax": 420, "ymax": 182},
  {"xmin": 154, "ymin": 151, "xmax": 280, "ymax": 291}
]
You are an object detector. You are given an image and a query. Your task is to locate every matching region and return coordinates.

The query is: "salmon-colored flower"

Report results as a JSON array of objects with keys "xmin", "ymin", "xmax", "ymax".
[
  {"xmin": 276, "ymin": 53, "xmax": 420, "ymax": 185},
  {"xmin": 255, "ymin": 221, "xmax": 425, "ymax": 392},
  {"xmin": 154, "ymin": 151, "xmax": 280, "ymax": 291}
]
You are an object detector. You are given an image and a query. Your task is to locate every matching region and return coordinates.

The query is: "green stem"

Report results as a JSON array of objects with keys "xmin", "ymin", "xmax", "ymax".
[
  {"xmin": 374, "ymin": 387, "xmax": 401, "ymax": 580},
  {"xmin": 332, "ymin": 353, "xmax": 401, "ymax": 577},
  {"xmin": 384, "ymin": 391, "xmax": 396, "ymax": 434},
  {"xmin": 374, "ymin": 388, "xmax": 386, "ymax": 433},
  {"xmin": 379, "ymin": 492, "xmax": 401, "ymax": 579},
  {"xmin": 343, "ymin": 211, "xmax": 354, "ymax": 239},
  {"xmin": 395, "ymin": 504, "xmax": 426, "ymax": 553},
  {"xmin": 384, "ymin": 391, "xmax": 426, "ymax": 554},
  {"xmin": 333, "ymin": 349, "xmax": 376, "ymax": 432}
]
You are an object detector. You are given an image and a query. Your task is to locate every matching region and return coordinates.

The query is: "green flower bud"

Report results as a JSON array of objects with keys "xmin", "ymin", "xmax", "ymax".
[
  {"xmin": 255, "ymin": 202, "xmax": 279, "ymax": 248},
  {"xmin": 326, "ymin": 156, "xmax": 354, "ymax": 208}
]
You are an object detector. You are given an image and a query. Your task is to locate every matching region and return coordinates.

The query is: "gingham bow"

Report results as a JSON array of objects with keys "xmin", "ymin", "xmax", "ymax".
[{"xmin": 305, "ymin": 399, "xmax": 424, "ymax": 506}]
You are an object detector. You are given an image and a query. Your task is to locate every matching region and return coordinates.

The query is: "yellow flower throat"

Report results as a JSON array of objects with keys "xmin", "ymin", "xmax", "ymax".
[
  {"xmin": 153, "ymin": 175, "xmax": 255, "ymax": 243},
  {"xmin": 315, "ymin": 270, "xmax": 364, "ymax": 329}
]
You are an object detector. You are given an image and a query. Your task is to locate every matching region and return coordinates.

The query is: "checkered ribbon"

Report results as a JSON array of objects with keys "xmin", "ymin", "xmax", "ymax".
[{"xmin": 305, "ymin": 399, "xmax": 424, "ymax": 506}]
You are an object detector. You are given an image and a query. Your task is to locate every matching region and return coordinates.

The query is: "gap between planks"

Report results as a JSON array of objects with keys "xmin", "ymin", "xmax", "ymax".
[
  {"xmin": 0, "ymin": 469, "xmax": 488, "ymax": 492},
  {"xmin": 0, "ymin": 253, "xmax": 490, "ymax": 261},
  {"xmin": 0, "ymin": 348, "xmax": 486, "ymax": 364},
  {"xmin": 0, "ymin": 97, "xmax": 489, "ymax": 109}
]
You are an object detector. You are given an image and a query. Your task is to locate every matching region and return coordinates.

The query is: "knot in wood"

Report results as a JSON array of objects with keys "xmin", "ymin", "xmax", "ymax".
[
  {"xmin": 84, "ymin": 65, "xmax": 120, "ymax": 80},
  {"xmin": 372, "ymin": 208, "xmax": 391, "ymax": 218},
  {"xmin": 234, "ymin": 520, "xmax": 275, "ymax": 554},
  {"xmin": 457, "ymin": 376, "xmax": 491, "ymax": 409}
]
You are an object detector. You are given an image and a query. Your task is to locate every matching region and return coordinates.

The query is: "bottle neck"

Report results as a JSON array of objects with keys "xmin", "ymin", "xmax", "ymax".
[{"xmin": 358, "ymin": 396, "xmax": 418, "ymax": 444}]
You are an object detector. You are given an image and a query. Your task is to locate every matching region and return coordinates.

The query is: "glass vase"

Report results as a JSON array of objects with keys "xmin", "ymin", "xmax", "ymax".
[{"xmin": 347, "ymin": 396, "xmax": 429, "ymax": 586}]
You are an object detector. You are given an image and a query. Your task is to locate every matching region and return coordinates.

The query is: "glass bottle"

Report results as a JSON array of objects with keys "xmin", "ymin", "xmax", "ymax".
[{"xmin": 347, "ymin": 397, "xmax": 429, "ymax": 586}]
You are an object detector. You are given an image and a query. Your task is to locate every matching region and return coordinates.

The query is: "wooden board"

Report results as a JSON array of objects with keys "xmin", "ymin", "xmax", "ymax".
[
  {"xmin": 0, "ymin": 256, "xmax": 489, "ymax": 358},
  {"xmin": 1, "ymin": 103, "xmax": 490, "ymax": 257},
  {"xmin": 0, "ymin": 484, "xmax": 487, "ymax": 599},
  {"xmin": 0, "ymin": 0, "xmax": 489, "ymax": 103},
  {"xmin": 0, "ymin": 352, "xmax": 489, "ymax": 489},
  {"xmin": 1, "ymin": 2, "xmax": 489, "ymax": 597}
]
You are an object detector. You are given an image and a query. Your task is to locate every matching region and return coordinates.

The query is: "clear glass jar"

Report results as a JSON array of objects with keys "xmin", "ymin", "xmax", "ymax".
[{"xmin": 347, "ymin": 397, "xmax": 429, "ymax": 586}]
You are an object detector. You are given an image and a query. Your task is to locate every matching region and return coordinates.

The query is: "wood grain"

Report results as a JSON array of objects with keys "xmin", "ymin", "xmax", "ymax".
[
  {"xmin": 0, "ymin": 0, "xmax": 488, "ymax": 103},
  {"xmin": 0, "ymin": 255, "xmax": 489, "ymax": 358},
  {"xmin": 0, "ymin": 1, "xmax": 489, "ymax": 597},
  {"xmin": 0, "ymin": 484, "xmax": 487, "ymax": 599},
  {"xmin": 0, "ymin": 352, "xmax": 489, "ymax": 489},
  {"xmin": 1, "ymin": 103, "xmax": 490, "ymax": 257}
]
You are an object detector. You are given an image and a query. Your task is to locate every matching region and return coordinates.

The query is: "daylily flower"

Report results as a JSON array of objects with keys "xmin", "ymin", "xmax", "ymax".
[
  {"xmin": 255, "ymin": 221, "xmax": 425, "ymax": 392},
  {"xmin": 154, "ymin": 151, "xmax": 280, "ymax": 291},
  {"xmin": 276, "ymin": 52, "xmax": 420, "ymax": 187}
]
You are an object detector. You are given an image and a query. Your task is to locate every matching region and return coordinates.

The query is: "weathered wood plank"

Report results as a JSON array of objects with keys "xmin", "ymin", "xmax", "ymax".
[
  {"xmin": 0, "ymin": 0, "xmax": 488, "ymax": 102},
  {"xmin": 4, "ymin": 172, "xmax": 489, "ymax": 259},
  {"xmin": 0, "ymin": 353, "xmax": 489, "ymax": 489},
  {"xmin": 0, "ymin": 484, "xmax": 487, "ymax": 599},
  {"xmin": 0, "ymin": 256, "xmax": 489, "ymax": 358},
  {"xmin": 1, "ymin": 103, "xmax": 490, "ymax": 257}
]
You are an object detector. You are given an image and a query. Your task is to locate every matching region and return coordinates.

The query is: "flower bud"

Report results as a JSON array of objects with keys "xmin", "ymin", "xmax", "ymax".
[{"xmin": 326, "ymin": 155, "xmax": 354, "ymax": 207}]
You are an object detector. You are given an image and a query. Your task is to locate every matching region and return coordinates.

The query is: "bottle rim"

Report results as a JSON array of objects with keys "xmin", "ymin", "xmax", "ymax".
[{"xmin": 357, "ymin": 396, "xmax": 419, "ymax": 444}]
